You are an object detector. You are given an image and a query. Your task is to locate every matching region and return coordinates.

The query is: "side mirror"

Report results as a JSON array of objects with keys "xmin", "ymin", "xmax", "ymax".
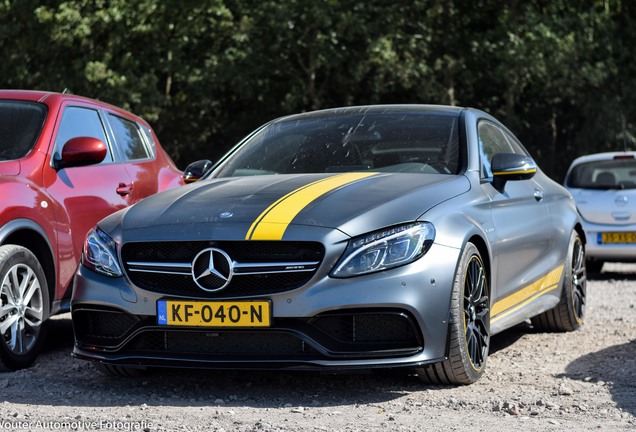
[
  {"xmin": 55, "ymin": 136, "xmax": 107, "ymax": 170},
  {"xmin": 183, "ymin": 159, "xmax": 213, "ymax": 183},
  {"xmin": 491, "ymin": 152, "xmax": 537, "ymax": 191}
]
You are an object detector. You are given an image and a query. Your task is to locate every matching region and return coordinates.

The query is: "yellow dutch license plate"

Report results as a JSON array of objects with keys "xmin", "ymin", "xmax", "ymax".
[
  {"xmin": 600, "ymin": 232, "xmax": 636, "ymax": 244},
  {"xmin": 157, "ymin": 300, "xmax": 271, "ymax": 327}
]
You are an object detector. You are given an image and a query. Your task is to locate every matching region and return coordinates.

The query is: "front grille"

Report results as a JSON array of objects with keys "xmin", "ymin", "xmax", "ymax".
[{"xmin": 121, "ymin": 241, "xmax": 324, "ymax": 298}]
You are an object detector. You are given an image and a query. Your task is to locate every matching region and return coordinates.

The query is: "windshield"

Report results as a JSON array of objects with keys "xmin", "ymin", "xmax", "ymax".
[
  {"xmin": 214, "ymin": 110, "xmax": 461, "ymax": 178},
  {"xmin": 566, "ymin": 157, "xmax": 636, "ymax": 190},
  {"xmin": 0, "ymin": 100, "xmax": 47, "ymax": 161}
]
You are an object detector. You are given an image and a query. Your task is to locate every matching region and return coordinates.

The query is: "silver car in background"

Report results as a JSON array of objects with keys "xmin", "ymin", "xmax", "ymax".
[{"xmin": 564, "ymin": 151, "xmax": 636, "ymax": 273}]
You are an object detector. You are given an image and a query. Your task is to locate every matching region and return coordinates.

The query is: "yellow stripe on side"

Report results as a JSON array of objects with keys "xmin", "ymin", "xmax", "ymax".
[
  {"xmin": 491, "ymin": 265, "xmax": 564, "ymax": 323},
  {"xmin": 245, "ymin": 172, "xmax": 377, "ymax": 240},
  {"xmin": 492, "ymin": 169, "xmax": 537, "ymax": 176}
]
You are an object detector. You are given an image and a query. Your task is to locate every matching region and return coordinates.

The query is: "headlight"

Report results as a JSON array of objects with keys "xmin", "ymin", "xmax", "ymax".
[
  {"xmin": 81, "ymin": 227, "xmax": 123, "ymax": 277},
  {"xmin": 331, "ymin": 222, "xmax": 435, "ymax": 278}
]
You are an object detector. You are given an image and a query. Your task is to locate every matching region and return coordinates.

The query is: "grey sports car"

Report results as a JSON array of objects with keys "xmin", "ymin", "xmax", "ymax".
[{"xmin": 71, "ymin": 105, "xmax": 586, "ymax": 384}]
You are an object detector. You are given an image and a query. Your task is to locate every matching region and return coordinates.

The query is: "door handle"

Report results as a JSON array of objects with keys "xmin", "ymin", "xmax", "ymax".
[
  {"xmin": 116, "ymin": 183, "xmax": 133, "ymax": 196},
  {"xmin": 534, "ymin": 189, "xmax": 544, "ymax": 201}
]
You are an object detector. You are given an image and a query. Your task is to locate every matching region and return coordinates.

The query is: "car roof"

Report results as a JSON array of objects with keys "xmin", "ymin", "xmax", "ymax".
[
  {"xmin": 269, "ymin": 104, "xmax": 467, "ymax": 123},
  {"xmin": 0, "ymin": 89, "xmax": 143, "ymax": 121},
  {"xmin": 568, "ymin": 151, "xmax": 636, "ymax": 166}
]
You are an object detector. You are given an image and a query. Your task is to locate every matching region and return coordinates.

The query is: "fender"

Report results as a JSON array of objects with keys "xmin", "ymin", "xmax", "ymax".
[{"xmin": 0, "ymin": 218, "xmax": 58, "ymax": 312}]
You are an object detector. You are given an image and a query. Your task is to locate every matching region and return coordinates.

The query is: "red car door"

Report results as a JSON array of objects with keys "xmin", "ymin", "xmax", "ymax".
[{"xmin": 42, "ymin": 103, "xmax": 135, "ymax": 294}]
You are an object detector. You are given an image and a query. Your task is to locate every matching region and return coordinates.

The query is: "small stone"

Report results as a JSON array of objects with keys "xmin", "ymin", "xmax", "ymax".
[
  {"xmin": 558, "ymin": 383, "xmax": 574, "ymax": 396},
  {"xmin": 291, "ymin": 407, "xmax": 305, "ymax": 413},
  {"xmin": 507, "ymin": 405, "xmax": 521, "ymax": 416},
  {"xmin": 546, "ymin": 402, "xmax": 560, "ymax": 410}
]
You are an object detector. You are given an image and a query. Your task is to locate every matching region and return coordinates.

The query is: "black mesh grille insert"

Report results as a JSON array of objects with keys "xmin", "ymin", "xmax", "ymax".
[
  {"xmin": 121, "ymin": 241, "xmax": 324, "ymax": 298},
  {"xmin": 73, "ymin": 309, "xmax": 142, "ymax": 346},
  {"xmin": 309, "ymin": 312, "xmax": 420, "ymax": 346},
  {"xmin": 127, "ymin": 331, "xmax": 309, "ymax": 356}
]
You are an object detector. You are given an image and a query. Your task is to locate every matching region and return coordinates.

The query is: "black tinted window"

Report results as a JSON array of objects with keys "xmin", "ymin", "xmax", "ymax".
[
  {"xmin": 566, "ymin": 158, "xmax": 636, "ymax": 190},
  {"xmin": 215, "ymin": 111, "xmax": 461, "ymax": 177},
  {"xmin": 0, "ymin": 100, "xmax": 47, "ymax": 161},
  {"xmin": 108, "ymin": 114, "xmax": 151, "ymax": 161}
]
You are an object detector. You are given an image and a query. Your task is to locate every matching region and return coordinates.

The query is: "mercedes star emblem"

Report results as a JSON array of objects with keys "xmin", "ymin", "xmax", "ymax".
[{"xmin": 191, "ymin": 247, "xmax": 233, "ymax": 292}]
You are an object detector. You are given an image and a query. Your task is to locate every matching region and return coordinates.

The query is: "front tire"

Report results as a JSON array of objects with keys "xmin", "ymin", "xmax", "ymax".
[
  {"xmin": 531, "ymin": 231, "xmax": 586, "ymax": 332},
  {"xmin": 416, "ymin": 243, "xmax": 490, "ymax": 385},
  {"xmin": 0, "ymin": 245, "xmax": 50, "ymax": 371}
]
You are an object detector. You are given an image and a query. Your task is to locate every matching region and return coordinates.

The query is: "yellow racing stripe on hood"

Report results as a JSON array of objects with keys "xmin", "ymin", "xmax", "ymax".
[{"xmin": 246, "ymin": 172, "xmax": 377, "ymax": 240}]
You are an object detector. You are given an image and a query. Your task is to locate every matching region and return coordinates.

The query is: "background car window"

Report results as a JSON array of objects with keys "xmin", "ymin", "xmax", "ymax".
[
  {"xmin": 478, "ymin": 121, "xmax": 526, "ymax": 178},
  {"xmin": 566, "ymin": 159, "xmax": 636, "ymax": 189},
  {"xmin": 108, "ymin": 114, "xmax": 151, "ymax": 161},
  {"xmin": 54, "ymin": 106, "xmax": 113, "ymax": 163},
  {"xmin": 0, "ymin": 100, "xmax": 47, "ymax": 161}
]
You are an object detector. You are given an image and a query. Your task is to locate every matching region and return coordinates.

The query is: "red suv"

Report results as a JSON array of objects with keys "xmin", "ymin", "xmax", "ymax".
[{"xmin": 0, "ymin": 90, "xmax": 185, "ymax": 370}]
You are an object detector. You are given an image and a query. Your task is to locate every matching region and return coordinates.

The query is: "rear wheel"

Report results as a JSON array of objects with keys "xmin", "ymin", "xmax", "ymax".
[
  {"xmin": 415, "ymin": 243, "xmax": 490, "ymax": 385},
  {"xmin": 531, "ymin": 231, "xmax": 586, "ymax": 332},
  {"xmin": 0, "ymin": 245, "xmax": 49, "ymax": 371}
]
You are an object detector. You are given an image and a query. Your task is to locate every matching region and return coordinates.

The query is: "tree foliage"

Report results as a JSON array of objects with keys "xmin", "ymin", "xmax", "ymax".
[{"xmin": 1, "ymin": 0, "xmax": 634, "ymax": 179}]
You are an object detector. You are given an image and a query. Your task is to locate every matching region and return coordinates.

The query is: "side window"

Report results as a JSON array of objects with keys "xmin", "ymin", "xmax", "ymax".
[
  {"xmin": 140, "ymin": 126, "xmax": 157, "ymax": 158},
  {"xmin": 108, "ymin": 114, "xmax": 151, "ymax": 161},
  {"xmin": 477, "ymin": 121, "xmax": 526, "ymax": 178},
  {"xmin": 54, "ymin": 106, "xmax": 113, "ymax": 163}
]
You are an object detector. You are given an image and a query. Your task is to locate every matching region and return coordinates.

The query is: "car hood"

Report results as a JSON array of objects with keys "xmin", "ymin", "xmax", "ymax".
[{"xmin": 110, "ymin": 172, "xmax": 470, "ymax": 241}]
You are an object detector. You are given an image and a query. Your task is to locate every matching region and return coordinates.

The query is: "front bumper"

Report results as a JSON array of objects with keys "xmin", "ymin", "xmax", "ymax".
[{"xmin": 71, "ymin": 242, "xmax": 460, "ymax": 370}]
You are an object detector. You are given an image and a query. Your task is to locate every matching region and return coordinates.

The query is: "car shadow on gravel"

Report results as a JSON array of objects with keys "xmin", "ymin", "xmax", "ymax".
[
  {"xmin": 488, "ymin": 322, "xmax": 529, "ymax": 355},
  {"xmin": 3, "ymin": 315, "xmax": 431, "ymax": 408},
  {"xmin": 588, "ymin": 262, "xmax": 636, "ymax": 281},
  {"xmin": 1, "ymin": 316, "xmax": 559, "ymax": 409},
  {"xmin": 559, "ymin": 339, "xmax": 636, "ymax": 417}
]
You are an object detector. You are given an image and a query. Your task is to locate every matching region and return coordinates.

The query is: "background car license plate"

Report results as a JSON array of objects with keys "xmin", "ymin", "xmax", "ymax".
[
  {"xmin": 599, "ymin": 232, "xmax": 636, "ymax": 244},
  {"xmin": 157, "ymin": 300, "xmax": 271, "ymax": 327}
]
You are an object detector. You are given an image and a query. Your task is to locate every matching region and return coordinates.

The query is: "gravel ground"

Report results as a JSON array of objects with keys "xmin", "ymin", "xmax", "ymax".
[{"xmin": 1, "ymin": 263, "xmax": 635, "ymax": 432}]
